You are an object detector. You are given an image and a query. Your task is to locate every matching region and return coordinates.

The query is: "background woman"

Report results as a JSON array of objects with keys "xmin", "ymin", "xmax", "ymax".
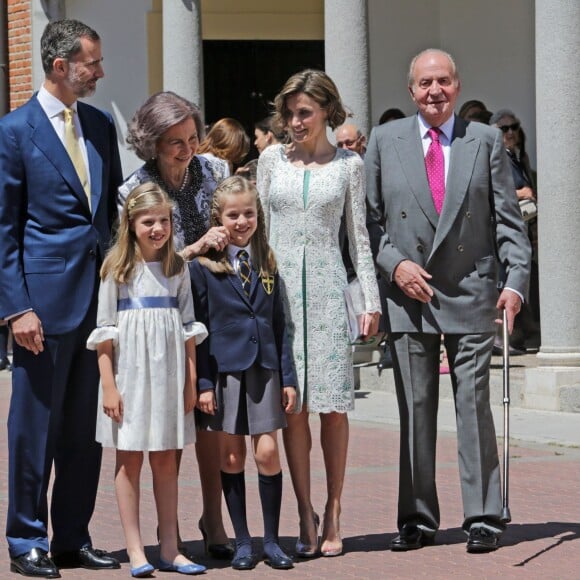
[
  {"xmin": 253, "ymin": 115, "xmax": 286, "ymax": 154},
  {"xmin": 198, "ymin": 117, "xmax": 250, "ymax": 178},
  {"xmin": 257, "ymin": 69, "xmax": 381, "ymax": 558},
  {"xmin": 120, "ymin": 91, "xmax": 234, "ymax": 559},
  {"xmin": 490, "ymin": 108, "xmax": 540, "ymax": 353}
]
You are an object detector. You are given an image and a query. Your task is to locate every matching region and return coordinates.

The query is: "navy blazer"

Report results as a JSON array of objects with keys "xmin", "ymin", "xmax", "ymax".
[
  {"xmin": 0, "ymin": 95, "xmax": 122, "ymax": 333},
  {"xmin": 189, "ymin": 258, "xmax": 296, "ymax": 391}
]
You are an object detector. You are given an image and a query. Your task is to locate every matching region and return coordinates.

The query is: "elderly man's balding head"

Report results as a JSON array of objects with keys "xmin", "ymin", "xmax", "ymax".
[{"xmin": 334, "ymin": 123, "xmax": 366, "ymax": 156}]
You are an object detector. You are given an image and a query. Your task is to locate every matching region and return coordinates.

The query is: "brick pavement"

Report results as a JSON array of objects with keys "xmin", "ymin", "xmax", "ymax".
[{"xmin": 1, "ymin": 368, "xmax": 579, "ymax": 579}]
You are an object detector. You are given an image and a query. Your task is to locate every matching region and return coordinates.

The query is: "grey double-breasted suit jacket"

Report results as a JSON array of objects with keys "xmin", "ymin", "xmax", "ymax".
[{"xmin": 365, "ymin": 115, "xmax": 531, "ymax": 335}]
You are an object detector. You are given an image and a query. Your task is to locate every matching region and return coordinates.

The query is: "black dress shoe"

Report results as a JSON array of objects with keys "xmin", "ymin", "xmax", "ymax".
[
  {"xmin": 264, "ymin": 544, "xmax": 294, "ymax": 570},
  {"xmin": 493, "ymin": 342, "xmax": 526, "ymax": 357},
  {"xmin": 231, "ymin": 549, "xmax": 257, "ymax": 571},
  {"xmin": 377, "ymin": 345, "xmax": 393, "ymax": 375},
  {"xmin": 508, "ymin": 344, "xmax": 527, "ymax": 356},
  {"xmin": 466, "ymin": 527, "xmax": 499, "ymax": 553},
  {"xmin": 390, "ymin": 525, "xmax": 435, "ymax": 551},
  {"xmin": 10, "ymin": 548, "xmax": 60, "ymax": 578},
  {"xmin": 0, "ymin": 356, "xmax": 11, "ymax": 371},
  {"xmin": 52, "ymin": 546, "xmax": 120, "ymax": 570},
  {"xmin": 198, "ymin": 518, "xmax": 235, "ymax": 560}
]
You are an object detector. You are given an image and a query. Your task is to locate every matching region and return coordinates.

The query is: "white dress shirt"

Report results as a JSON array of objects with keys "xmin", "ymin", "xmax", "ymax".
[{"xmin": 37, "ymin": 85, "xmax": 91, "ymax": 189}]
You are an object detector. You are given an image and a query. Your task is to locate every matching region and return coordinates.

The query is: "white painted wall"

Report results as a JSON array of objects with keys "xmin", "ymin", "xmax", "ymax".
[
  {"xmin": 66, "ymin": 0, "xmax": 153, "ymax": 176},
  {"xmin": 368, "ymin": 0, "xmax": 536, "ymax": 166},
  {"xmin": 44, "ymin": 0, "xmax": 535, "ymax": 174}
]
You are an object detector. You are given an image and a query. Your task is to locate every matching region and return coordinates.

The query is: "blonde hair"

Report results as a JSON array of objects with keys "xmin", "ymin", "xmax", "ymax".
[
  {"xmin": 197, "ymin": 118, "xmax": 250, "ymax": 165},
  {"xmin": 101, "ymin": 182, "xmax": 184, "ymax": 283},
  {"xmin": 198, "ymin": 176, "xmax": 277, "ymax": 277},
  {"xmin": 272, "ymin": 69, "xmax": 348, "ymax": 135}
]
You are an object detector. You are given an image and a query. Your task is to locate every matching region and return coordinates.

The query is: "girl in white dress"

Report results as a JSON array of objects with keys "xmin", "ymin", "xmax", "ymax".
[{"xmin": 87, "ymin": 183, "xmax": 208, "ymax": 577}]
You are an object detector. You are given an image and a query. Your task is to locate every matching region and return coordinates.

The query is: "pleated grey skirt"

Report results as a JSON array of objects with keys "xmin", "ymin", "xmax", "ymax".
[{"xmin": 197, "ymin": 364, "xmax": 287, "ymax": 435}]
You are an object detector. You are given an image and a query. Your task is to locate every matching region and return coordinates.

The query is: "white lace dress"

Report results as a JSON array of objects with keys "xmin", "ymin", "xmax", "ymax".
[
  {"xmin": 87, "ymin": 262, "xmax": 208, "ymax": 451},
  {"xmin": 257, "ymin": 145, "xmax": 381, "ymax": 413}
]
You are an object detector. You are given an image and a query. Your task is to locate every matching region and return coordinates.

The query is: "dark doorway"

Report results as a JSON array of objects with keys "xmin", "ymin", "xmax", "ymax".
[{"xmin": 203, "ymin": 40, "xmax": 324, "ymax": 160}]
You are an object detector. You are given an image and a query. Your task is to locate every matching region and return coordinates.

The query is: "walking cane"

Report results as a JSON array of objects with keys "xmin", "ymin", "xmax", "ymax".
[{"xmin": 500, "ymin": 308, "xmax": 512, "ymax": 523}]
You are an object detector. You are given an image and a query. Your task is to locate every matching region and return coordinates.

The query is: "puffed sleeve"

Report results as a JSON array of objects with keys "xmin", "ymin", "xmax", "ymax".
[
  {"xmin": 344, "ymin": 154, "xmax": 382, "ymax": 313},
  {"xmin": 177, "ymin": 267, "xmax": 208, "ymax": 344},
  {"xmin": 86, "ymin": 275, "xmax": 120, "ymax": 350}
]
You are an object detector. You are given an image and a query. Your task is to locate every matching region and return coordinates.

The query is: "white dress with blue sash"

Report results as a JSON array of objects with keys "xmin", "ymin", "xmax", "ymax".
[{"xmin": 87, "ymin": 262, "xmax": 207, "ymax": 451}]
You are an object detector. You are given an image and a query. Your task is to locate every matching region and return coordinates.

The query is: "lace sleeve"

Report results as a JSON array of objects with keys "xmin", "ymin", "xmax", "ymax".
[
  {"xmin": 344, "ymin": 155, "xmax": 382, "ymax": 313},
  {"xmin": 257, "ymin": 146, "xmax": 278, "ymax": 235}
]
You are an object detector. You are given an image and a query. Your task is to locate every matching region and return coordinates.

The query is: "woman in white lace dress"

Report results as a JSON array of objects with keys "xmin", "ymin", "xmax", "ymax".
[{"xmin": 257, "ymin": 70, "xmax": 381, "ymax": 557}]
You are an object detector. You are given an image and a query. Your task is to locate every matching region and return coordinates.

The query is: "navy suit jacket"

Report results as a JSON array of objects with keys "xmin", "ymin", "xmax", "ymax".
[
  {"xmin": 0, "ymin": 94, "xmax": 122, "ymax": 334},
  {"xmin": 189, "ymin": 258, "xmax": 297, "ymax": 392}
]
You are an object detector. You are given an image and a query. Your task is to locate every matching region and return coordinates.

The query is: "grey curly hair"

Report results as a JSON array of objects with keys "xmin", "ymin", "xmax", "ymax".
[{"xmin": 126, "ymin": 91, "xmax": 205, "ymax": 161}]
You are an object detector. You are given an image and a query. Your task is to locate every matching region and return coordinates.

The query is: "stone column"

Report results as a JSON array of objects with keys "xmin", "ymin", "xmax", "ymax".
[
  {"xmin": 163, "ymin": 0, "xmax": 204, "ymax": 111},
  {"xmin": 324, "ymin": 0, "xmax": 370, "ymax": 137},
  {"xmin": 524, "ymin": 0, "xmax": 580, "ymax": 411}
]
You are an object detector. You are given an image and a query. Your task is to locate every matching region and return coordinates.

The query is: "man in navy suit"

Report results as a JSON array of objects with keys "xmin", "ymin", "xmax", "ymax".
[{"xmin": 0, "ymin": 20, "xmax": 122, "ymax": 577}]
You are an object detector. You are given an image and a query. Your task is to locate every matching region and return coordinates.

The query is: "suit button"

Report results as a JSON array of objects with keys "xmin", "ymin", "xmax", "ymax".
[
  {"xmin": 401, "ymin": 211, "xmax": 407, "ymax": 218},
  {"xmin": 465, "ymin": 211, "xmax": 472, "ymax": 218},
  {"xmin": 89, "ymin": 249, "xmax": 96, "ymax": 257},
  {"xmin": 250, "ymin": 336, "xmax": 257, "ymax": 343},
  {"xmin": 249, "ymin": 313, "xmax": 255, "ymax": 319},
  {"xmin": 457, "ymin": 244, "xmax": 464, "ymax": 252},
  {"xmin": 416, "ymin": 244, "xmax": 424, "ymax": 253}
]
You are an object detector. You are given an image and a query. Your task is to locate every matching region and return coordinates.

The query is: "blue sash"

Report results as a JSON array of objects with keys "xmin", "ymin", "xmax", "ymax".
[{"xmin": 117, "ymin": 297, "xmax": 178, "ymax": 311}]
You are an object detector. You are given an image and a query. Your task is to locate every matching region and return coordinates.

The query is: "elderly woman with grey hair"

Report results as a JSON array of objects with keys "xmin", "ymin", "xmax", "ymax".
[
  {"xmin": 118, "ymin": 91, "xmax": 234, "ymax": 560},
  {"xmin": 119, "ymin": 91, "xmax": 230, "ymax": 261}
]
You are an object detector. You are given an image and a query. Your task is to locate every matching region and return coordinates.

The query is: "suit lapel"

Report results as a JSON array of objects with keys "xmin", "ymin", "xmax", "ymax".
[
  {"xmin": 429, "ymin": 117, "xmax": 480, "ymax": 260},
  {"xmin": 394, "ymin": 117, "xmax": 439, "ymax": 227},
  {"xmin": 229, "ymin": 263, "xmax": 263, "ymax": 306},
  {"xmin": 249, "ymin": 266, "xmax": 260, "ymax": 298},
  {"xmin": 28, "ymin": 98, "xmax": 91, "ymax": 214},
  {"xmin": 78, "ymin": 103, "xmax": 103, "ymax": 216},
  {"xmin": 228, "ymin": 271, "xmax": 253, "ymax": 305}
]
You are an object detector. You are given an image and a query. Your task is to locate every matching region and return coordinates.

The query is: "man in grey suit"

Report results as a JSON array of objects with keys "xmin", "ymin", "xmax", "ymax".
[{"xmin": 365, "ymin": 49, "xmax": 531, "ymax": 553}]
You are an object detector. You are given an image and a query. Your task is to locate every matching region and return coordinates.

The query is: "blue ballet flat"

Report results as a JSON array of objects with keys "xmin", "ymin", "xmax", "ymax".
[
  {"xmin": 130, "ymin": 562, "xmax": 155, "ymax": 578},
  {"xmin": 158, "ymin": 558, "xmax": 206, "ymax": 575}
]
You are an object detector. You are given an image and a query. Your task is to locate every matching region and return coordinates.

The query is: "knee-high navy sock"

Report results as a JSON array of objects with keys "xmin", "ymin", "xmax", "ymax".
[
  {"xmin": 221, "ymin": 471, "xmax": 251, "ymax": 553},
  {"xmin": 258, "ymin": 471, "xmax": 283, "ymax": 548}
]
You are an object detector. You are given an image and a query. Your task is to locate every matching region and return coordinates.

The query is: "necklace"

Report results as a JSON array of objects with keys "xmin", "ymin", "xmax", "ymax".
[
  {"xmin": 178, "ymin": 166, "xmax": 190, "ymax": 193},
  {"xmin": 146, "ymin": 158, "xmax": 205, "ymax": 245}
]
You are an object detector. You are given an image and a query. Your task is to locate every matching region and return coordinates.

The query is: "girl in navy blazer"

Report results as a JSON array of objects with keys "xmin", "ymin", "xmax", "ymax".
[{"xmin": 190, "ymin": 176, "xmax": 296, "ymax": 571}]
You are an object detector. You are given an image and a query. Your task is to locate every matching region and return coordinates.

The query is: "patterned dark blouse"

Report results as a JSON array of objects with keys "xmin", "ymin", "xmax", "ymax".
[{"xmin": 118, "ymin": 155, "xmax": 227, "ymax": 251}]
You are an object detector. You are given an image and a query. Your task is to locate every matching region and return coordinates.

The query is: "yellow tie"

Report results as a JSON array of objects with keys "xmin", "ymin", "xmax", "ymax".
[{"xmin": 63, "ymin": 107, "xmax": 90, "ymax": 208}]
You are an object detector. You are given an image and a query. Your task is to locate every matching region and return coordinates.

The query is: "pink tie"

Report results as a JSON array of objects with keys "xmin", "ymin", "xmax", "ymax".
[{"xmin": 425, "ymin": 127, "xmax": 445, "ymax": 214}]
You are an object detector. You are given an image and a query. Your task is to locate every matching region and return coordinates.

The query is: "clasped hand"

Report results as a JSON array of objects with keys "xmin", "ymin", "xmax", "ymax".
[{"xmin": 394, "ymin": 260, "xmax": 434, "ymax": 303}]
